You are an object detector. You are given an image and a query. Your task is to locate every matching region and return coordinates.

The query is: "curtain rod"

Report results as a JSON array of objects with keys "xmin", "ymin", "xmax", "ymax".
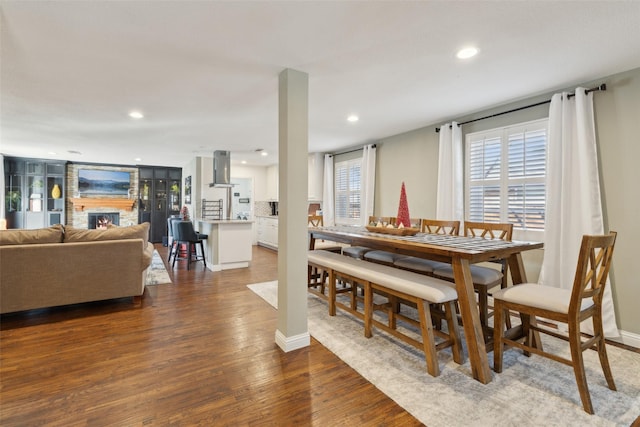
[
  {"xmin": 435, "ymin": 84, "xmax": 606, "ymax": 133},
  {"xmin": 328, "ymin": 143, "xmax": 376, "ymax": 157}
]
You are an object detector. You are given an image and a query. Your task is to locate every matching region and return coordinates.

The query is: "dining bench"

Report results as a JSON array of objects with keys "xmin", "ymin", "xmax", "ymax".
[{"xmin": 307, "ymin": 249, "xmax": 464, "ymax": 377}]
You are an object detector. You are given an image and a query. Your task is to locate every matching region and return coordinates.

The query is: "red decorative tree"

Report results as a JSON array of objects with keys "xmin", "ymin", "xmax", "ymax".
[{"xmin": 396, "ymin": 182, "xmax": 411, "ymax": 227}]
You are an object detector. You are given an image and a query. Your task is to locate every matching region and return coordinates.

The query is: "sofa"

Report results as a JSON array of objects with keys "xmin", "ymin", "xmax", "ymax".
[{"xmin": 0, "ymin": 223, "xmax": 154, "ymax": 314}]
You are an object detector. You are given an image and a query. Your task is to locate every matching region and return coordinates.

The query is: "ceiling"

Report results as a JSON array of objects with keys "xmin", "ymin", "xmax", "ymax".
[{"xmin": 2, "ymin": 1, "xmax": 640, "ymax": 168}]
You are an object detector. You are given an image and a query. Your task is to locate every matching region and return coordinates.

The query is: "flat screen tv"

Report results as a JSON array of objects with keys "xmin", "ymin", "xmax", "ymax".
[{"xmin": 78, "ymin": 169, "xmax": 130, "ymax": 196}]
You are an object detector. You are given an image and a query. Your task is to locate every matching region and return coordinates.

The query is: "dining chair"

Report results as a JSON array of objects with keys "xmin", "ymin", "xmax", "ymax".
[
  {"xmin": 493, "ymin": 232, "xmax": 617, "ymax": 414},
  {"xmin": 172, "ymin": 220, "xmax": 207, "ymax": 270},
  {"xmin": 342, "ymin": 215, "xmax": 391, "ymax": 260},
  {"xmin": 432, "ymin": 221, "xmax": 513, "ymax": 337},
  {"xmin": 394, "ymin": 219, "xmax": 460, "ymax": 275},
  {"xmin": 308, "ymin": 214, "xmax": 342, "ymax": 293}
]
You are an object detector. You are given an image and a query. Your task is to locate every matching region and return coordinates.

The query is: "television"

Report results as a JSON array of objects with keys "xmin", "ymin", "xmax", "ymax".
[{"xmin": 78, "ymin": 169, "xmax": 130, "ymax": 196}]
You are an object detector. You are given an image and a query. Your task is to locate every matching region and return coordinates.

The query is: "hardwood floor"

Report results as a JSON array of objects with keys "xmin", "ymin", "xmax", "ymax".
[{"xmin": 0, "ymin": 245, "xmax": 422, "ymax": 426}]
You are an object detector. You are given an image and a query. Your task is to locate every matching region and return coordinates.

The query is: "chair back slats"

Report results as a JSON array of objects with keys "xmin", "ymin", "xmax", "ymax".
[
  {"xmin": 464, "ymin": 221, "xmax": 513, "ymax": 241},
  {"xmin": 308, "ymin": 215, "xmax": 324, "ymax": 227},
  {"xmin": 571, "ymin": 232, "xmax": 617, "ymax": 313},
  {"xmin": 421, "ymin": 219, "xmax": 460, "ymax": 235}
]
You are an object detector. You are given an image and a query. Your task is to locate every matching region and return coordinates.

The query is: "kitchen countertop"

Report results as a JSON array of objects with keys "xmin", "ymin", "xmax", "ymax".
[{"xmin": 255, "ymin": 215, "xmax": 278, "ymax": 219}]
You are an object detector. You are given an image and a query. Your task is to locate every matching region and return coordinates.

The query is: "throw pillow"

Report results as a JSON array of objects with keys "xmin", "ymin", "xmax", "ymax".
[
  {"xmin": 64, "ymin": 222, "xmax": 150, "ymax": 246},
  {"xmin": 0, "ymin": 224, "xmax": 64, "ymax": 246}
]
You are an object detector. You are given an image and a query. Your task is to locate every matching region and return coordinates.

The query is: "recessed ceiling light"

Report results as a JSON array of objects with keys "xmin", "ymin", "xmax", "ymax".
[
  {"xmin": 261, "ymin": 152, "xmax": 268, "ymax": 157},
  {"xmin": 129, "ymin": 110, "xmax": 144, "ymax": 119},
  {"xmin": 456, "ymin": 47, "xmax": 478, "ymax": 59},
  {"xmin": 347, "ymin": 115, "xmax": 359, "ymax": 122},
  {"xmin": 48, "ymin": 151, "xmax": 57, "ymax": 155},
  {"xmin": 241, "ymin": 160, "xmax": 247, "ymax": 164},
  {"xmin": 134, "ymin": 158, "xmax": 142, "ymax": 162}
]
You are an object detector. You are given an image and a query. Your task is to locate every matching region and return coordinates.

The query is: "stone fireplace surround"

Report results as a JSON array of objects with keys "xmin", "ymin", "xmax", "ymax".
[{"xmin": 66, "ymin": 164, "xmax": 139, "ymax": 229}]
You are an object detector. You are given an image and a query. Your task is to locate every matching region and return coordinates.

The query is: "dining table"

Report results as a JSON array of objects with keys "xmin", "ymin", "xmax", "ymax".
[{"xmin": 308, "ymin": 225, "xmax": 544, "ymax": 384}]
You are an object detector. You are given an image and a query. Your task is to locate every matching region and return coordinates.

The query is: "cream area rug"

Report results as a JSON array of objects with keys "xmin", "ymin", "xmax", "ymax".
[
  {"xmin": 145, "ymin": 250, "xmax": 172, "ymax": 286},
  {"xmin": 247, "ymin": 281, "xmax": 640, "ymax": 427}
]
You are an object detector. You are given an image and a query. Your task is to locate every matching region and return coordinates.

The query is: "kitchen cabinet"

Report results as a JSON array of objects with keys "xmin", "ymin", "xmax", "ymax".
[
  {"xmin": 308, "ymin": 153, "xmax": 324, "ymax": 201},
  {"xmin": 256, "ymin": 216, "xmax": 278, "ymax": 249},
  {"xmin": 266, "ymin": 165, "xmax": 278, "ymax": 201}
]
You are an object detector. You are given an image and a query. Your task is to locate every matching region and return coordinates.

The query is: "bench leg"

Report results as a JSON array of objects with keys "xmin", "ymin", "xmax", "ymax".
[
  {"xmin": 418, "ymin": 299, "xmax": 439, "ymax": 377},
  {"xmin": 328, "ymin": 269, "xmax": 337, "ymax": 316},
  {"xmin": 364, "ymin": 281, "xmax": 373, "ymax": 338}
]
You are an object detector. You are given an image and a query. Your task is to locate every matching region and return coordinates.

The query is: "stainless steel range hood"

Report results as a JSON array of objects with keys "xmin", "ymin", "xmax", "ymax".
[{"xmin": 209, "ymin": 150, "xmax": 233, "ymax": 187}]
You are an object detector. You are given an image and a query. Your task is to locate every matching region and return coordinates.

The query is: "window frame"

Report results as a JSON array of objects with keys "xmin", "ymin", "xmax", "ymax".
[
  {"xmin": 334, "ymin": 157, "xmax": 362, "ymax": 225},
  {"xmin": 465, "ymin": 118, "xmax": 548, "ymax": 236}
]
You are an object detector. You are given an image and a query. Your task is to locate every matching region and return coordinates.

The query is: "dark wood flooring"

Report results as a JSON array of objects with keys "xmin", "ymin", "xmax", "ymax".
[{"xmin": 0, "ymin": 245, "xmax": 422, "ymax": 426}]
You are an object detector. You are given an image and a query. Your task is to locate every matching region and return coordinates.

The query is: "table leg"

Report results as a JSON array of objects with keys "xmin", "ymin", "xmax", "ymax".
[{"xmin": 452, "ymin": 257, "xmax": 492, "ymax": 384}]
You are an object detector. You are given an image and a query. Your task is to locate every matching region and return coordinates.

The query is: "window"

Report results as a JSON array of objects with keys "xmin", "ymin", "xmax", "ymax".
[
  {"xmin": 334, "ymin": 158, "xmax": 361, "ymax": 225},
  {"xmin": 466, "ymin": 119, "xmax": 547, "ymax": 231}
]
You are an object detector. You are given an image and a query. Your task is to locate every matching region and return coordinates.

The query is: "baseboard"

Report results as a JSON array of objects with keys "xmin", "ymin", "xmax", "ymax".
[
  {"xmin": 609, "ymin": 329, "xmax": 640, "ymax": 349},
  {"xmin": 275, "ymin": 329, "xmax": 310, "ymax": 352}
]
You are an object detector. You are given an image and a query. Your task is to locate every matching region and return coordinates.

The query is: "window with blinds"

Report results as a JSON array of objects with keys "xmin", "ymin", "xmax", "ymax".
[
  {"xmin": 466, "ymin": 118, "xmax": 547, "ymax": 230},
  {"xmin": 334, "ymin": 158, "xmax": 362, "ymax": 225}
]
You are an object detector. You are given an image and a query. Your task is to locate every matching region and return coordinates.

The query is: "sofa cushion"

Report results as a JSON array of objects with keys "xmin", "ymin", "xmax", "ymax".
[
  {"xmin": 0, "ymin": 224, "xmax": 64, "ymax": 246},
  {"xmin": 64, "ymin": 222, "xmax": 150, "ymax": 246}
]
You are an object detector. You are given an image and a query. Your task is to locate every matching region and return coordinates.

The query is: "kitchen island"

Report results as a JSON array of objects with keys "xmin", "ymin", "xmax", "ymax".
[{"xmin": 196, "ymin": 219, "xmax": 254, "ymax": 271}]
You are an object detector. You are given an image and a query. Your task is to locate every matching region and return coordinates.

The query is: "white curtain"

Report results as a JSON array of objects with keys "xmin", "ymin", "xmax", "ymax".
[
  {"xmin": 322, "ymin": 154, "xmax": 335, "ymax": 226},
  {"xmin": 539, "ymin": 88, "xmax": 619, "ymax": 337},
  {"xmin": 436, "ymin": 122, "xmax": 464, "ymax": 221},
  {"xmin": 360, "ymin": 144, "xmax": 376, "ymax": 226}
]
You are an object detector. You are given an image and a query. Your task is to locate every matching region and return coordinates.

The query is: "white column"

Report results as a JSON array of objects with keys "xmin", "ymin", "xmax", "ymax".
[{"xmin": 275, "ymin": 68, "xmax": 310, "ymax": 352}]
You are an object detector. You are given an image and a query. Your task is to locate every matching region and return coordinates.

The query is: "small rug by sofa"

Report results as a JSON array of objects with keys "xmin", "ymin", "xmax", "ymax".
[
  {"xmin": 145, "ymin": 250, "xmax": 172, "ymax": 286},
  {"xmin": 247, "ymin": 280, "xmax": 640, "ymax": 427}
]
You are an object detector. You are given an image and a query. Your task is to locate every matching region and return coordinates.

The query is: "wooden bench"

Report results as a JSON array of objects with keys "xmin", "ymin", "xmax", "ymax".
[{"xmin": 308, "ymin": 250, "xmax": 464, "ymax": 377}]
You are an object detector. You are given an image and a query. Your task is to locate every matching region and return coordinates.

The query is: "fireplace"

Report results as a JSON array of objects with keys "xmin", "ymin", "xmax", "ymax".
[{"xmin": 88, "ymin": 212, "xmax": 120, "ymax": 229}]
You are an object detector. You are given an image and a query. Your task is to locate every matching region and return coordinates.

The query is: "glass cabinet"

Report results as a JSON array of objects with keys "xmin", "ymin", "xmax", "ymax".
[
  {"xmin": 3, "ymin": 157, "xmax": 66, "ymax": 229},
  {"xmin": 138, "ymin": 167, "xmax": 181, "ymax": 243}
]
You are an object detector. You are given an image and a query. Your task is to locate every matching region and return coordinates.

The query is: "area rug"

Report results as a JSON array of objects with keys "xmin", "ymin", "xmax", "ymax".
[
  {"xmin": 145, "ymin": 250, "xmax": 173, "ymax": 286},
  {"xmin": 247, "ymin": 281, "xmax": 640, "ymax": 427}
]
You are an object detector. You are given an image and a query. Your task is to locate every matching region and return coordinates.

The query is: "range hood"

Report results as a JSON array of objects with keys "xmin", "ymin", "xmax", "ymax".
[{"xmin": 209, "ymin": 150, "xmax": 233, "ymax": 187}]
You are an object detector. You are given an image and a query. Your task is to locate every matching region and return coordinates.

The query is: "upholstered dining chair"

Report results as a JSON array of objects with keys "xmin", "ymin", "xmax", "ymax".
[
  {"xmin": 493, "ymin": 232, "xmax": 617, "ymax": 414},
  {"xmin": 172, "ymin": 220, "xmax": 207, "ymax": 270},
  {"xmin": 342, "ymin": 215, "xmax": 391, "ymax": 260},
  {"xmin": 432, "ymin": 221, "xmax": 513, "ymax": 335},
  {"xmin": 393, "ymin": 219, "xmax": 460, "ymax": 275},
  {"xmin": 308, "ymin": 215, "xmax": 343, "ymax": 294}
]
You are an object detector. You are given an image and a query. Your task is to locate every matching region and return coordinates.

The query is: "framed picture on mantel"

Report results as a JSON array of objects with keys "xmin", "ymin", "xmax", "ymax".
[{"xmin": 185, "ymin": 176, "xmax": 191, "ymax": 205}]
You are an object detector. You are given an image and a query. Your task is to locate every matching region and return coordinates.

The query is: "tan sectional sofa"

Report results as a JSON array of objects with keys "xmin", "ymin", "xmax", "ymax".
[{"xmin": 0, "ymin": 223, "xmax": 154, "ymax": 314}]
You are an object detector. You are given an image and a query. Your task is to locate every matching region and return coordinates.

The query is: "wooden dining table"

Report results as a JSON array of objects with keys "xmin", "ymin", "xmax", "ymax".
[{"xmin": 308, "ymin": 225, "xmax": 544, "ymax": 384}]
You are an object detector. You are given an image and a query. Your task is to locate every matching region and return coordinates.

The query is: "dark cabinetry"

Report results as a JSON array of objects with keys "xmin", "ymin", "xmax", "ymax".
[
  {"xmin": 4, "ymin": 157, "xmax": 66, "ymax": 229},
  {"xmin": 138, "ymin": 167, "xmax": 181, "ymax": 243}
]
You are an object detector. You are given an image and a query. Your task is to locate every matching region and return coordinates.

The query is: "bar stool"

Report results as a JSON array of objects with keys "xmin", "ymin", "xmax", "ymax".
[{"xmin": 172, "ymin": 220, "xmax": 207, "ymax": 270}]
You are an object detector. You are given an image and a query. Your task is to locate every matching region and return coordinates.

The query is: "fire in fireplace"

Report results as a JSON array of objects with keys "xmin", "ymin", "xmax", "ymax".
[{"xmin": 88, "ymin": 212, "xmax": 120, "ymax": 229}]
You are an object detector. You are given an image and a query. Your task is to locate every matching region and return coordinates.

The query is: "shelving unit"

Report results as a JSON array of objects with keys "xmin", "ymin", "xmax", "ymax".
[
  {"xmin": 202, "ymin": 199, "xmax": 223, "ymax": 220},
  {"xmin": 3, "ymin": 157, "xmax": 66, "ymax": 229}
]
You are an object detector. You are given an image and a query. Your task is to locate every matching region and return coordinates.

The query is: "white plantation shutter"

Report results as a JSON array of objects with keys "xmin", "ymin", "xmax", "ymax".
[
  {"xmin": 335, "ymin": 158, "xmax": 361, "ymax": 225},
  {"xmin": 466, "ymin": 119, "xmax": 547, "ymax": 230}
]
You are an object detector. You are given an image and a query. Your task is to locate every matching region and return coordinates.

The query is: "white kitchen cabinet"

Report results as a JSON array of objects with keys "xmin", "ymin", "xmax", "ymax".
[
  {"xmin": 266, "ymin": 165, "xmax": 278, "ymax": 201},
  {"xmin": 308, "ymin": 153, "xmax": 324, "ymax": 201},
  {"xmin": 257, "ymin": 215, "xmax": 278, "ymax": 249}
]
